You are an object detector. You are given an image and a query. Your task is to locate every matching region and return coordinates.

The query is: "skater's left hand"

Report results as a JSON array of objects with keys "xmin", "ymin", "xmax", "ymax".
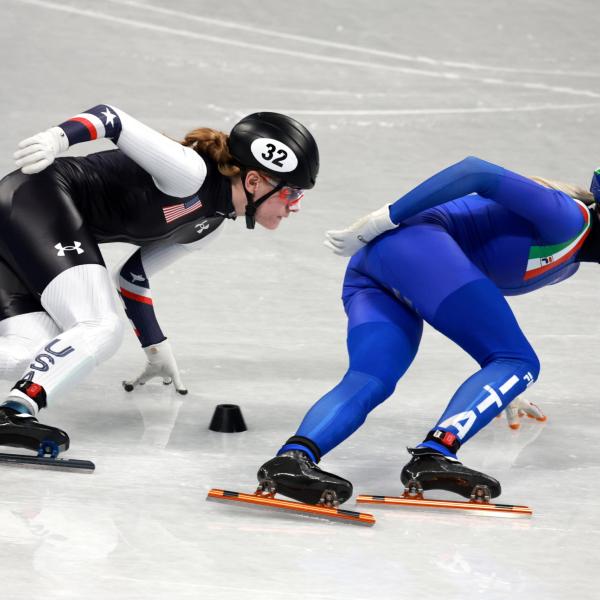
[
  {"xmin": 504, "ymin": 397, "xmax": 546, "ymax": 430},
  {"xmin": 14, "ymin": 127, "xmax": 69, "ymax": 174},
  {"xmin": 122, "ymin": 339, "xmax": 188, "ymax": 395},
  {"xmin": 324, "ymin": 204, "xmax": 396, "ymax": 257}
]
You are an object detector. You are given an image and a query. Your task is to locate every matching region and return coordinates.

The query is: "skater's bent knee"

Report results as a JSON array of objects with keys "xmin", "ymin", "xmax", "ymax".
[
  {"xmin": 95, "ymin": 313, "xmax": 124, "ymax": 363},
  {"xmin": 525, "ymin": 352, "xmax": 540, "ymax": 382},
  {"xmin": 0, "ymin": 341, "xmax": 35, "ymax": 376},
  {"xmin": 484, "ymin": 351, "xmax": 540, "ymax": 387},
  {"xmin": 341, "ymin": 369, "xmax": 393, "ymax": 411},
  {"xmin": 80, "ymin": 312, "xmax": 124, "ymax": 364},
  {"xmin": 509, "ymin": 350, "xmax": 540, "ymax": 383}
]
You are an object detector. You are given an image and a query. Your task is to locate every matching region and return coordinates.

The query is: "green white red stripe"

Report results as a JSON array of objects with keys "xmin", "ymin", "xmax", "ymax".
[{"xmin": 524, "ymin": 198, "xmax": 591, "ymax": 280}]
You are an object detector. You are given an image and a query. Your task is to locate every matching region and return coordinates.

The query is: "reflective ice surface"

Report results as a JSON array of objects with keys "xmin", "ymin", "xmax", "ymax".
[{"xmin": 1, "ymin": 1, "xmax": 599, "ymax": 598}]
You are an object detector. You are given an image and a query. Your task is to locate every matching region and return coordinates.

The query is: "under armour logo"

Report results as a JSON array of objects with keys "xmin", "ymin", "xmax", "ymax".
[
  {"xmin": 195, "ymin": 220, "xmax": 210, "ymax": 234},
  {"xmin": 130, "ymin": 272, "xmax": 146, "ymax": 283},
  {"xmin": 55, "ymin": 241, "xmax": 84, "ymax": 256}
]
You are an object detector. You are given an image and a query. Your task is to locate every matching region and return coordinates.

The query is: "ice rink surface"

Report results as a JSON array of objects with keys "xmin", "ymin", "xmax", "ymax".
[{"xmin": 1, "ymin": 0, "xmax": 599, "ymax": 598}]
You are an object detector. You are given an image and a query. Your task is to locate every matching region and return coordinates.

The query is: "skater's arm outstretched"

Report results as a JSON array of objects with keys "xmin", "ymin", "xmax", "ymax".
[
  {"xmin": 387, "ymin": 157, "xmax": 585, "ymax": 239},
  {"xmin": 325, "ymin": 156, "xmax": 588, "ymax": 256},
  {"xmin": 117, "ymin": 226, "xmax": 225, "ymax": 394},
  {"xmin": 116, "ymin": 243, "xmax": 189, "ymax": 394},
  {"xmin": 14, "ymin": 104, "xmax": 206, "ymax": 198}
]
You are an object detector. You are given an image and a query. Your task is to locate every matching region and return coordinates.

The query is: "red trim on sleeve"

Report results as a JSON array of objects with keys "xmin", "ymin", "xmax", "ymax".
[
  {"xmin": 120, "ymin": 288, "xmax": 154, "ymax": 305},
  {"xmin": 70, "ymin": 116, "xmax": 97, "ymax": 140}
]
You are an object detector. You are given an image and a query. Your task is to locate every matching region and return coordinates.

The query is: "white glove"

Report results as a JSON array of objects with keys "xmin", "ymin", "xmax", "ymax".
[
  {"xmin": 13, "ymin": 127, "xmax": 69, "ymax": 174},
  {"xmin": 122, "ymin": 339, "xmax": 188, "ymax": 395},
  {"xmin": 504, "ymin": 397, "xmax": 546, "ymax": 430},
  {"xmin": 324, "ymin": 203, "xmax": 397, "ymax": 257}
]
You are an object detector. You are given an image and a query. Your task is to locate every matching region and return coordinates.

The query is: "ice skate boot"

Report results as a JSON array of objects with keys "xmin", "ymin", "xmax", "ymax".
[
  {"xmin": 207, "ymin": 451, "xmax": 373, "ymax": 525},
  {"xmin": 256, "ymin": 451, "xmax": 353, "ymax": 507},
  {"xmin": 357, "ymin": 441, "xmax": 530, "ymax": 516},
  {"xmin": 0, "ymin": 407, "xmax": 70, "ymax": 457},
  {"xmin": 400, "ymin": 447, "xmax": 501, "ymax": 500}
]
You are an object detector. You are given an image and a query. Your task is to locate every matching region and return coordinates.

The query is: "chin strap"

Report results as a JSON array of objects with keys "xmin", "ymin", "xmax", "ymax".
[
  {"xmin": 240, "ymin": 168, "xmax": 286, "ymax": 229},
  {"xmin": 244, "ymin": 189, "xmax": 257, "ymax": 229}
]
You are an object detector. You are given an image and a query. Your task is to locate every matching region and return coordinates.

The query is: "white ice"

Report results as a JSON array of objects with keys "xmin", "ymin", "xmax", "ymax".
[{"xmin": 1, "ymin": 1, "xmax": 599, "ymax": 599}]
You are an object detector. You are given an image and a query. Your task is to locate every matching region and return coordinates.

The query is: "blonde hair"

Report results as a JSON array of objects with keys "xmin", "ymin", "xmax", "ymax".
[
  {"xmin": 181, "ymin": 128, "xmax": 240, "ymax": 178},
  {"xmin": 530, "ymin": 176, "xmax": 595, "ymax": 206}
]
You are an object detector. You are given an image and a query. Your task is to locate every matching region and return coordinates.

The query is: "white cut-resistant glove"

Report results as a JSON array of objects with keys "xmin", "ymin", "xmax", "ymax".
[
  {"xmin": 14, "ymin": 127, "xmax": 69, "ymax": 174},
  {"xmin": 122, "ymin": 339, "xmax": 188, "ymax": 395},
  {"xmin": 324, "ymin": 203, "xmax": 397, "ymax": 257},
  {"xmin": 504, "ymin": 397, "xmax": 546, "ymax": 430}
]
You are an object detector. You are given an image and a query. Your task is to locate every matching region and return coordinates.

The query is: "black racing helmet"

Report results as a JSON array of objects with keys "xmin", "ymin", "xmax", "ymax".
[{"xmin": 228, "ymin": 112, "xmax": 319, "ymax": 189}]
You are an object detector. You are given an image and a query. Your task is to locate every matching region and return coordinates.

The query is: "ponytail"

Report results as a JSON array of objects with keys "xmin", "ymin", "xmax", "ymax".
[
  {"xmin": 530, "ymin": 176, "xmax": 595, "ymax": 206},
  {"xmin": 181, "ymin": 128, "xmax": 240, "ymax": 178}
]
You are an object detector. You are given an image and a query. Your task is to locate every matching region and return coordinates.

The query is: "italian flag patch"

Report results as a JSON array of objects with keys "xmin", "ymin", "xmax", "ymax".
[{"xmin": 524, "ymin": 198, "xmax": 591, "ymax": 280}]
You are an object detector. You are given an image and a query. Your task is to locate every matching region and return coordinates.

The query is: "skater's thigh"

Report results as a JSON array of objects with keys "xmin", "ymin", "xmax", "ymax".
[
  {"xmin": 0, "ymin": 169, "xmax": 104, "ymax": 296},
  {"xmin": 343, "ymin": 281, "xmax": 423, "ymax": 387},
  {"xmin": 368, "ymin": 223, "xmax": 485, "ymax": 322},
  {"xmin": 430, "ymin": 278, "xmax": 538, "ymax": 369},
  {"xmin": 0, "ymin": 256, "xmax": 44, "ymax": 321}
]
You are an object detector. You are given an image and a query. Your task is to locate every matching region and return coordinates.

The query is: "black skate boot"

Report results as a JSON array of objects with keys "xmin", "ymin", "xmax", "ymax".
[
  {"xmin": 0, "ymin": 407, "xmax": 70, "ymax": 457},
  {"xmin": 401, "ymin": 447, "xmax": 501, "ymax": 501},
  {"xmin": 257, "ymin": 451, "xmax": 353, "ymax": 506}
]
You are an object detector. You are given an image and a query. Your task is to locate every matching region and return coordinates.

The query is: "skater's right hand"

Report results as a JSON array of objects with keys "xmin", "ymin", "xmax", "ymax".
[
  {"xmin": 504, "ymin": 397, "xmax": 546, "ymax": 430},
  {"xmin": 324, "ymin": 203, "xmax": 396, "ymax": 257},
  {"xmin": 14, "ymin": 127, "xmax": 69, "ymax": 174},
  {"xmin": 122, "ymin": 339, "xmax": 188, "ymax": 395}
]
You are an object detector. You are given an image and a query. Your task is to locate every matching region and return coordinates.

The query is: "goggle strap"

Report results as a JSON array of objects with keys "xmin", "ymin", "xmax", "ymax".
[{"xmin": 253, "ymin": 180, "xmax": 286, "ymax": 212}]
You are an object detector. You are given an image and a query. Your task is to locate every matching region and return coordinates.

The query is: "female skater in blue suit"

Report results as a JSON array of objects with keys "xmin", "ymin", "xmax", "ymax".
[{"xmin": 257, "ymin": 156, "xmax": 598, "ymax": 506}]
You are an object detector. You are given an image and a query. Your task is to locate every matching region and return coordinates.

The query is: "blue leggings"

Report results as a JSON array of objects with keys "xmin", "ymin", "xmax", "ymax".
[
  {"xmin": 278, "ymin": 157, "xmax": 587, "ymax": 462},
  {"xmin": 280, "ymin": 226, "xmax": 540, "ymax": 462}
]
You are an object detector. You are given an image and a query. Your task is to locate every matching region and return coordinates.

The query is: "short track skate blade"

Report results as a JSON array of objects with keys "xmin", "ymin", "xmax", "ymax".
[
  {"xmin": 0, "ymin": 452, "xmax": 95, "ymax": 472},
  {"xmin": 356, "ymin": 494, "xmax": 532, "ymax": 518},
  {"xmin": 207, "ymin": 489, "xmax": 375, "ymax": 526}
]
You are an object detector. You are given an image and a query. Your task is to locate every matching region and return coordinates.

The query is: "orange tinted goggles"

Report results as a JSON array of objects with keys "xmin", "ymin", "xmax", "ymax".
[{"xmin": 261, "ymin": 174, "xmax": 305, "ymax": 209}]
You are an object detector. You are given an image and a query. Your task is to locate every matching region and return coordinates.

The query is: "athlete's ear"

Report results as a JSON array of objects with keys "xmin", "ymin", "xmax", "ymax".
[{"xmin": 244, "ymin": 170, "xmax": 260, "ymax": 193}]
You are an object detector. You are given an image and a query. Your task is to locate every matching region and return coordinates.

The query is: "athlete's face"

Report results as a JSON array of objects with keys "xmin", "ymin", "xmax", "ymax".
[
  {"xmin": 255, "ymin": 194, "xmax": 292, "ymax": 230},
  {"xmin": 249, "ymin": 173, "xmax": 304, "ymax": 230}
]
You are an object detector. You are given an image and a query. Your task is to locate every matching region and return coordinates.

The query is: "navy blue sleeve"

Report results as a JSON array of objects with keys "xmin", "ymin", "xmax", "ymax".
[
  {"xmin": 58, "ymin": 104, "xmax": 122, "ymax": 145},
  {"xmin": 389, "ymin": 156, "xmax": 585, "ymax": 243},
  {"xmin": 117, "ymin": 249, "xmax": 166, "ymax": 348}
]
